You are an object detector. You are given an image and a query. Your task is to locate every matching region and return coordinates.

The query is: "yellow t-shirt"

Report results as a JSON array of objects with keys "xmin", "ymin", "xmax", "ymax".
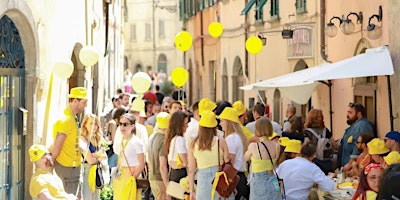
[
  {"xmin": 29, "ymin": 168, "xmax": 73, "ymax": 199},
  {"xmin": 251, "ymin": 142, "xmax": 279, "ymax": 173},
  {"xmin": 145, "ymin": 124, "xmax": 154, "ymax": 137},
  {"xmin": 193, "ymin": 137, "xmax": 223, "ymax": 169},
  {"xmin": 241, "ymin": 124, "xmax": 255, "ymax": 141},
  {"xmin": 53, "ymin": 107, "xmax": 81, "ymax": 167},
  {"xmin": 356, "ymin": 190, "xmax": 377, "ymax": 200}
]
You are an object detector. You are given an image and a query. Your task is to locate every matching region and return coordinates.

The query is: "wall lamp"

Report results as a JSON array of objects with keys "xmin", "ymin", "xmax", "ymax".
[
  {"xmin": 326, "ymin": 11, "xmax": 362, "ymax": 37},
  {"xmin": 258, "ymin": 34, "xmax": 267, "ymax": 46},
  {"xmin": 367, "ymin": 5, "xmax": 383, "ymax": 40},
  {"xmin": 281, "ymin": 26, "xmax": 294, "ymax": 39},
  {"xmin": 341, "ymin": 12, "xmax": 363, "ymax": 35}
]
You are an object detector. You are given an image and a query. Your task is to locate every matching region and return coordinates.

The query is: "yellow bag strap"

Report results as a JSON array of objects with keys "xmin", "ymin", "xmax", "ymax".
[{"xmin": 211, "ymin": 171, "xmax": 228, "ymax": 200}]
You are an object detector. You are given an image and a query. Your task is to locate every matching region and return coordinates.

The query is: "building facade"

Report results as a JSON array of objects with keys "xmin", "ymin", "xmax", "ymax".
[
  {"xmin": 0, "ymin": 0, "xmax": 125, "ymax": 199},
  {"xmin": 180, "ymin": 0, "xmax": 397, "ymax": 139},
  {"xmin": 124, "ymin": 0, "xmax": 182, "ymax": 80}
]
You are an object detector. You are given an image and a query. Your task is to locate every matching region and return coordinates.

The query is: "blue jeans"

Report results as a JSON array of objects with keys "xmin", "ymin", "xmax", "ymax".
[
  {"xmin": 249, "ymin": 171, "xmax": 280, "ymax": 200},
  {"xmin": 196, "ymin": 166, "xmax": 234, "ymax": 200}
]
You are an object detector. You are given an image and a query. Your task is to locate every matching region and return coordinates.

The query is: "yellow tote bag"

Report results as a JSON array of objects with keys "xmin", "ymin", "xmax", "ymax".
[{"xmin": 121, "ymin": 176, "xmax": 137, "ymax": 200}]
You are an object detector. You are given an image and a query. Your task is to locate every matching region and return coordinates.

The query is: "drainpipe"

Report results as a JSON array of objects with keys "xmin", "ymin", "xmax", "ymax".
[
  {"xmin": 387, "ymin": 75, "xmax": 394, "ymax": 131},
  {"xmin": 320, "ymin": 0, "xmax": 333, "ymax": 132},
  {"xmin": 200, "ymin": 11, "xmax": 204, "ymax": 67}
]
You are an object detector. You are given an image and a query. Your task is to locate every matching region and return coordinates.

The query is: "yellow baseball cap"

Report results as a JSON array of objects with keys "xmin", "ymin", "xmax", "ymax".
[
  {"xmin": 367, "ymin": 138, "xmax": 390, "ymax": 155},
  {"xmin": 156, "ymin": 112, "xmax": 170, "ymax": 129},
  {"xmin": 198, "ymin": 98, "xmax": 217, "ymax": 116},
  {"xmin": 233, "ymin": 101, "xmax": 246, "ymax": 115},
  {"xmin": 199, "ymin": 110, "xmax": 218, "ymax": 128},
  {"xmin": 29, "ymin": 144, "xmax": 48, "ymax": 162},
  {"xmin": 284, "ymin": 140, "xmax": 301, "ymax": 154},
  {"xmin": 68, "ymin": 87, "xmax": 87, "ymax": 99},
  {"xmin": 384, "ymin": 151, "xmax": 400, "ymax": 165},
  {"xmin": 269, "ymin": 132, "xmax": 281, "ymax": 140},
  {"xmin": 278, "ymin": 137, "xmax": 290, "ymax": 146},
  {"xmin": 218, "ymin": 107, "xmax": 240, "ymax": 124}
]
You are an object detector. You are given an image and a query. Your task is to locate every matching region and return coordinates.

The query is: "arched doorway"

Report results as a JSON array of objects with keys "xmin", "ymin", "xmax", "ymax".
[
  {"xmin": 0, "ymin": 15, "xmax": 26, "ymax": 199},
  {"xmin": 232, "ymin": 56, "xmax": 244, "ymax": 102},
  {"xmin": 222, "ymin": 58, "xmax": 228, "ymax": 101},
  {"xmin": 157, "ymin": 54, "xmax": 167, "ymax": 74}
]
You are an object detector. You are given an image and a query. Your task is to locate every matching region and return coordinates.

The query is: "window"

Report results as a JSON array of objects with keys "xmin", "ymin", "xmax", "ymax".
[
  {"xmin": 145, "ymin": 23, "xmax": 151, "ymax": 41},
  {"xmin": 295, "ymin": 0, "xmax": 306, "ymax": 14},
  {"xmin": 130, "ymin": 24, "xmax": 136, "ymax": 41},
  {"xmin": 270, "ymin": 0, "xmax": 279, "ymax": 18},
  {"xmin": 159, "ymin": 20, "xmax": 165, "ymax": 38},
  {"xmin": 255, "ymin": 0, "xmax": 266, "ymax": 21}
]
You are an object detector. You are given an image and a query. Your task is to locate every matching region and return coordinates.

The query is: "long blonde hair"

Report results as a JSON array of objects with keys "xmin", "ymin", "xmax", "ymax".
[
  {"xmin": 193, "ymin": 126, "xmax": 217, "ymax": 151},
  {"xmin": 81, "ymin": 114, "xmax": 103, "ymax": 147},
  {"xmin": 224, "ymin": 120, "xmax": 248, "ymax": 153}
]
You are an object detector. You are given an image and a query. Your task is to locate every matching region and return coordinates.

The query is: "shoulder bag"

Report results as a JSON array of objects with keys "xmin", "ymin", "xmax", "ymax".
[
  {"xmin": 122, "ymin": 142, "xmax": 150, "ymax": 189},
  {"xmin": 260, "ymin": 142, "xmax": 286, "ymax": 200},
  {"xmin": 214, "ymin": 138, "xmax": 240, "ymax": 198}
]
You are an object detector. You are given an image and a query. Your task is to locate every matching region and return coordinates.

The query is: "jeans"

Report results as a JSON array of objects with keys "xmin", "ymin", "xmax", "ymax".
[
  {"xmin": 249, "ymin": 171, "xmax": 280, "ymax": 200},
  {"xmin": 196, "ymin": 166, "xmax": 234, "ymax": 200}
]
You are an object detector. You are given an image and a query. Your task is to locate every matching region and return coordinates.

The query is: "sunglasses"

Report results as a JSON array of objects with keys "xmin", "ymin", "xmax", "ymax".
[{"xmin": 119, "ymin": 122, "xmax": 132, "ymax": 127}]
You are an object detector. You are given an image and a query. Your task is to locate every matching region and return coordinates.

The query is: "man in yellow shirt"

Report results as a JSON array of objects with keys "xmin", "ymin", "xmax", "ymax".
[
  {"xmin": 51, "ymin": 87, "xmax": 88, "ymax": 196},
  {"xmin": 29, "ymin": 144, "xmax": 77, "ymax": 200}
]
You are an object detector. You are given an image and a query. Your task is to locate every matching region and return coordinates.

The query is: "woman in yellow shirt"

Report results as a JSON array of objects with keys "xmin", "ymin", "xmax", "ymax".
[
  {"xmin": 352, "ymin": 163, "xmax": 384, "ymax": 200},
  {"xmin": 188, "ymin": 110, "xmax": 230, "ymax": 200},
  {"xmin": 244, "ymin": 117, "xmax": 281, "ymax": 199}
]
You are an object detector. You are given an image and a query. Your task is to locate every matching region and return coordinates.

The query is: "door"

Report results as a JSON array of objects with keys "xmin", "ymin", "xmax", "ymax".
[{"xmin": 0, "ymin": 15, "xmax": 26, "ymax": 200}]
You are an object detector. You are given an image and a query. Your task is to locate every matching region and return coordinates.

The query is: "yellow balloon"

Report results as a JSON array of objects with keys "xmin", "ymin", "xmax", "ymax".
[
  {"xmin": 174, "ymin": 31, "xmax": 193, "ymax": 52},
  {"xmin": 208, "ymin": 22, "xmax": 224, "ymax": 38},
  {"xmin": 171, "ymin": 67, "xmax": 189, "ymax": 87},
  {"xmin": 53, "ymin": 60, "xmax": 74, "ymax": 79},
  {"xmin": 131, "ymin": 97, "xmax": 145, "ymax": 112},
  {"xmin": 131, "ymin": 72, "xmax": 151, "ymax": 94},
  {"xmin": 245, "ymin": 36, "xmax": 263, "ymax": 55}
]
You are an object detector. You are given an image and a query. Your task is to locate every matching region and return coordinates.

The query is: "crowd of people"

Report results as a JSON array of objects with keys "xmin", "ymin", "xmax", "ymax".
[{"xmin": 28, "ymin": 84, "xmax": 400, "ymax": 200}]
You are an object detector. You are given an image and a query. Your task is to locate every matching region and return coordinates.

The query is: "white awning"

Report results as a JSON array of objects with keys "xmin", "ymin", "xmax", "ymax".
[{"xmin": 240, "ymin": 45, "xmax": 394, "ymax": 104}]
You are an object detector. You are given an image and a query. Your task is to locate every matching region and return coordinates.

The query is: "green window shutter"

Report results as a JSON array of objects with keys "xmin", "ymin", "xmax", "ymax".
[
  {"xmin": 179, "ymin": 0, "xmax": 184, "ymax": 21},
  {"xmin": 271, "ymin": 0, "xmax": 279, "ymax": 16},
  {"xmin": 255, "ymin": 0, "xmax": 268, "ymax": 10},
  {"xmin": 200, "ymin": 0, "xmax": 204, "ymax": 10},
  {"xmin": 241, "ymin": 0, "xmax": 257, "ymax": 15}
]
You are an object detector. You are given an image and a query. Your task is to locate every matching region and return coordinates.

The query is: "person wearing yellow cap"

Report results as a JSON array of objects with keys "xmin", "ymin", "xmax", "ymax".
[
  {"xmin": 276, "ymin": 143, "xmax": 334, "ymax": 200},
  {"xmin": 51, "ymin": 87, "xmax": 88, "ymax": 196},
  {"xmin": 368, "ymin": 138, "xmax": 390, "ymax": 165},
  {"xmin": 29, "ymin": 144, "xmax": 77, "ymax": 200},
  {"xmin": 233, "ymin": 101, "xmax": 256, "ymax": 142},
  {"xmin": 219, "ymin": 107, "xmax": 249, "ymax": 200},
  {"xmin": 284, "ymin": 140, "xmax": 302, "ymax": 160},
  {"xmin": 147, "ymin": 112, "xmax": 170, "ymax": 200},
  {"xmin": 384, "ymin": 151, "xmax": 400, "ymax": 166},
  {"xmin": 244, "ymin": 117, "xmax": 281, "ymax": 199},
  {"xmin": 188, "ymin": 110, "xmax": 231, "ymax": 200}
]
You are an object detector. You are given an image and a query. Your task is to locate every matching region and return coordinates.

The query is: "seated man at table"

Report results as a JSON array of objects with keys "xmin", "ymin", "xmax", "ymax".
[
  {"xmin": 343, "ymin": 133, "xmax": 374, "ymax": 177},
  {"xmin": 29, "ymin": 144, "xmax": 77, "ymax": 200},
  {"xmin": 277, "ymin": 142, "xmax": 334, "ymax": 200}
]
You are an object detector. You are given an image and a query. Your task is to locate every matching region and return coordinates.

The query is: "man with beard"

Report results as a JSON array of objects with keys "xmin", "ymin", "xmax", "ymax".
[
  {"xmin": 29, "ymin": 144, "xmax": 77, "ymax": 200},
  {"xmin": 339, "ymin": 103, "xmax": 373, "ymax": 169},
  {"xmin": 342, "ymin": 133, "xmax": 374, "ymax": 176}
]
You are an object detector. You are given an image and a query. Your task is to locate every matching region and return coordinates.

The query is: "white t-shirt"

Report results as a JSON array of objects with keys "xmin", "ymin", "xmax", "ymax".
[
  {"xmin": 114, "ymin": 135, "xmax": 144, "ymax": 167},
  {"xmin": 226, "ymin": 132, "xmax": 246, "ymax": 172},
  {"xmin": 184, "ymin": 118, "xmax": 199, "ymax": 149},
  {"xmin": 168, "ymin": 136, "xmax": 187, "ymax": 161}
]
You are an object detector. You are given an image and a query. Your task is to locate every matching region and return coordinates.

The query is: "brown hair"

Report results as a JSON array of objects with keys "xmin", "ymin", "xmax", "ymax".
[
  {"xmin": 304, "ymin": 109, "xmax": 325, "ymax": 129},
  {"xmin": 81, "ymin": 114, "xmax": 103, "ymax": 147},
  {"xmin": 289, "ymin": 115, "xmax": 304, "ymax": 135},
  {"xmin": 193, "ymin": 126, "xmax": 217, "ymax": 151},
  {"xmin": 119, "ymin": 113, "xmax": 136, "ymax": 134},
  {"xmin": 255, "ymin": 116, "xmax": 273, "ymax": 137},
  {"xmin": 165, "ymin": 111, "xmax": 187, "ymax": 154}
]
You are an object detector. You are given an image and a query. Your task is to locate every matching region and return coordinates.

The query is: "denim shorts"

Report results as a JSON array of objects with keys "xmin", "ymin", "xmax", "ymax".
[
  {"xmin": 249, "ymin": 171, "xmax": 281, "ymax": 200},
  {"xmin": 196, "ymin": 166, "xmax": 234, "ymax": 200}
]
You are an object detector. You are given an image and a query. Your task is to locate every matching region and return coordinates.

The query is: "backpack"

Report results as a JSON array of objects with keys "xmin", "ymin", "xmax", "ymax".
[{"xmin": 306, "ymin": 128, "xmax": 333, "ymax": 161}]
